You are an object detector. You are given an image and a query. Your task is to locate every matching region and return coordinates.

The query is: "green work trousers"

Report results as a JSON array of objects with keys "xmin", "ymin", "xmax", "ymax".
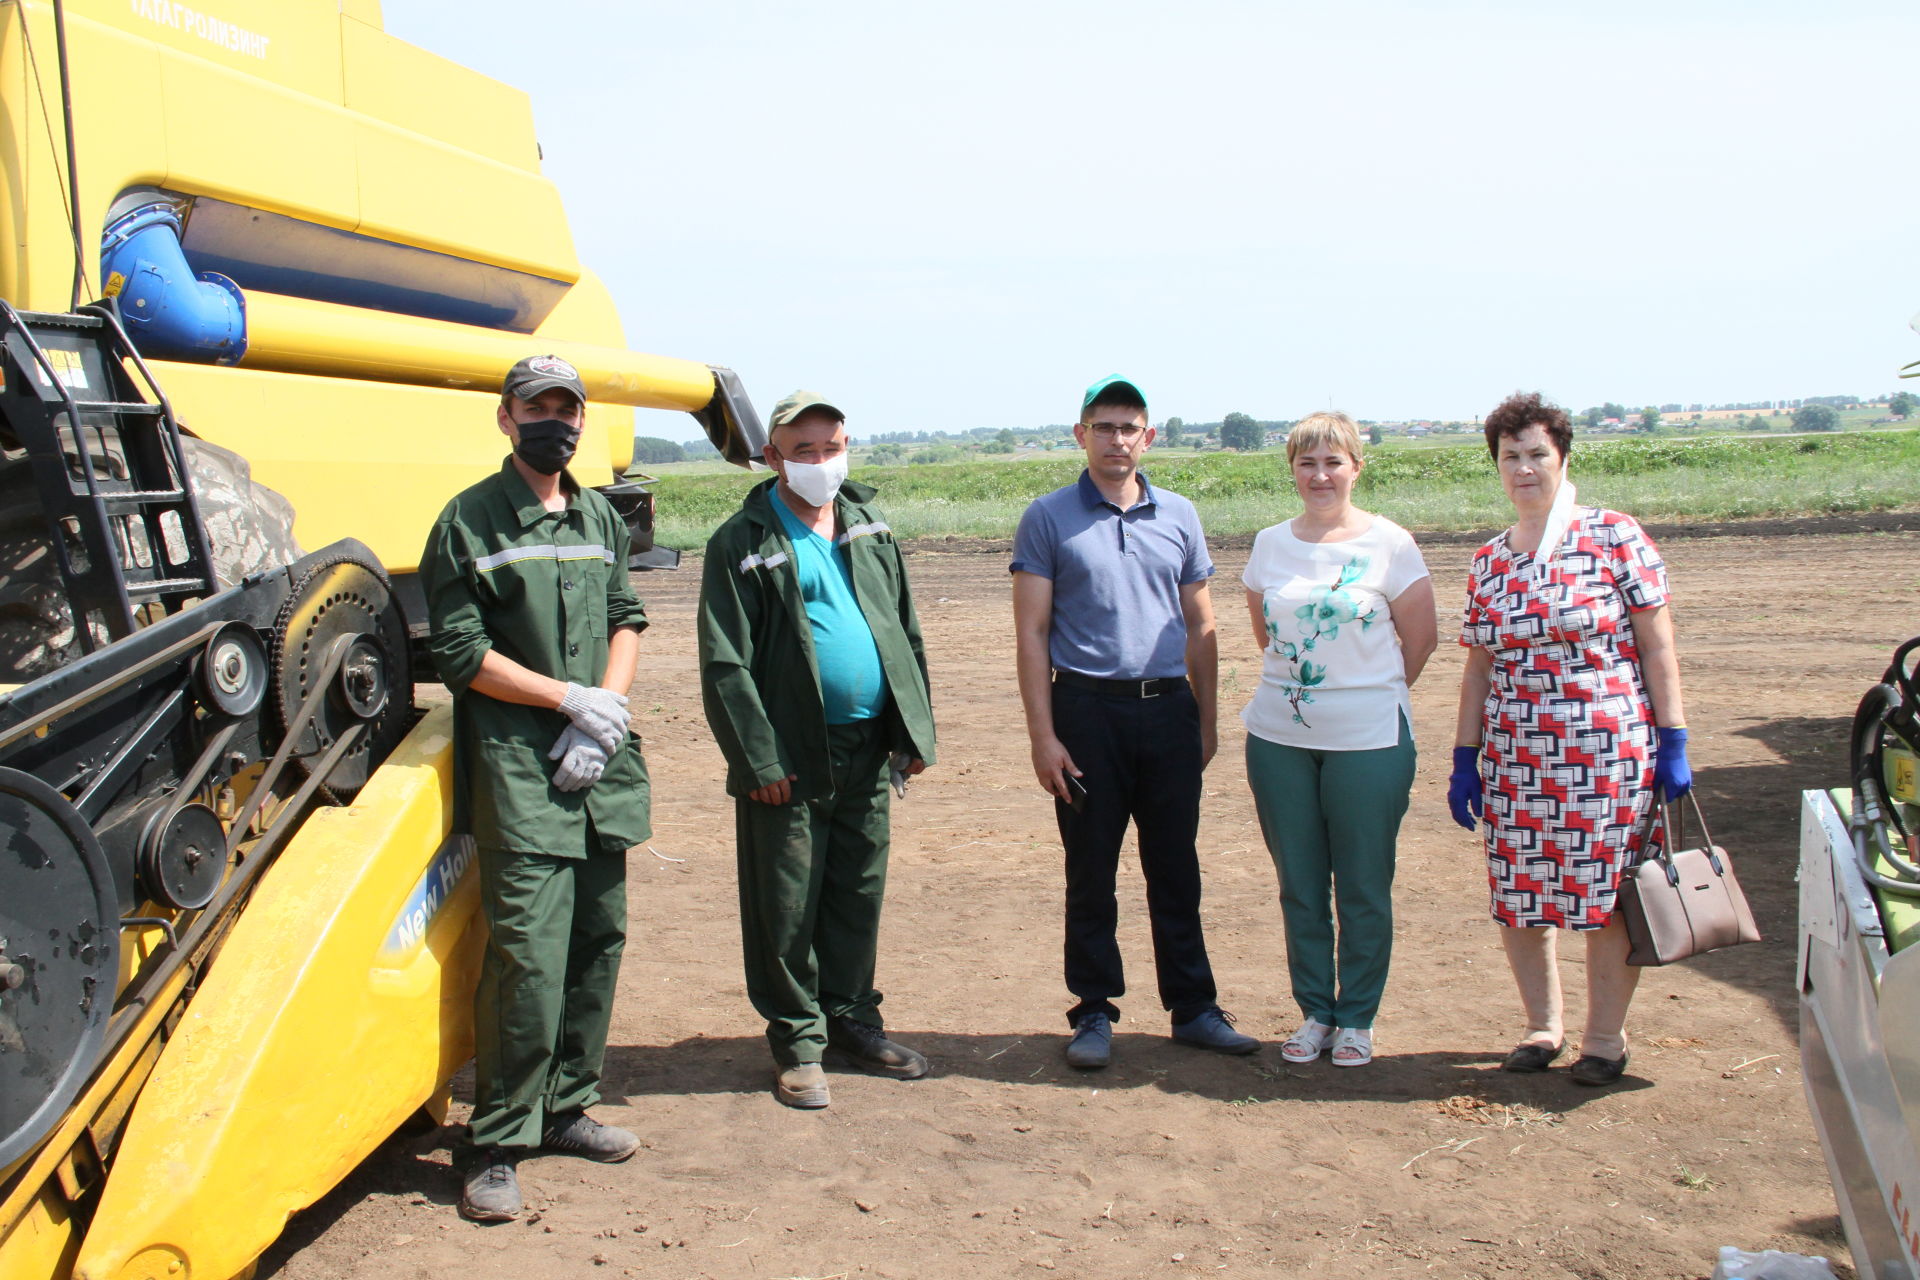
[
  {"xmin": 735, "ymin": 718, "xmax": 892, "ymax": 1066},
  {"xmin": 469, "ymin": 843, "xmax": 627, "ymax": 1151},
  {"xmin": 1244, "ymin": 716, "xmax": 1415, "ymax": 1030}
]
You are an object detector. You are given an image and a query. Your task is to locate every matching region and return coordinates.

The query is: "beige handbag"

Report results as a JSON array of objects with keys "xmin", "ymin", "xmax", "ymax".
[{"xmin": 1617, "ymin": 792, "xmax": 1762, "ymax": 966}]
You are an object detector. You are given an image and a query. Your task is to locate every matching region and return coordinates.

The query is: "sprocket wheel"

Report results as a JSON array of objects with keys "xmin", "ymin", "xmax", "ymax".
[{"xmin": 267, "ymin": 552, "xmax": 411, "ymax": 800}]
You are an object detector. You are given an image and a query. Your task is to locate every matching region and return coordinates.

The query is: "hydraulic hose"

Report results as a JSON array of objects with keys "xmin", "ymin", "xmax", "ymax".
[{"xmin": 1851, "ymin": 643, "xmax": 1920, "ymax": 895}]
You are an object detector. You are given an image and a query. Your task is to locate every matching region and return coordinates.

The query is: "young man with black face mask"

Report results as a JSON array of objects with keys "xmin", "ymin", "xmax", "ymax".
[
  {"xmin": 420, "ymin": 355, "xmax": 653, "ymax": 1221},
  {"xmin": 697, "ymin": 391, "xmax": 936, "ymax": 1109}
]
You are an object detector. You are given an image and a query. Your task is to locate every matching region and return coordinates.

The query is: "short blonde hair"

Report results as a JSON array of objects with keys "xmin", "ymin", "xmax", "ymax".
[{"xmin": 1285, "ymin": 411, "xmax": 1364, "ymax": 466}]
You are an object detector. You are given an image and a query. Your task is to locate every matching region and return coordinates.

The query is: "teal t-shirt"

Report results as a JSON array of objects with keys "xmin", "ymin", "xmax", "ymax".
[{"xmin": 772, "ymin": 495, "xmax": 887, "ymax": 724}]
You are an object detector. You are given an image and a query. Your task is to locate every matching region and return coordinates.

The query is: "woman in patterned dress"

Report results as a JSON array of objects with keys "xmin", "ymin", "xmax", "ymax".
[
  {"xmin": 1243, "ymin": 413, "xmax": 1437, "ymax": 1068},
  {"xmin": 1447, "ymin": 392, "xmax": 1692, "ymax": 1087}
]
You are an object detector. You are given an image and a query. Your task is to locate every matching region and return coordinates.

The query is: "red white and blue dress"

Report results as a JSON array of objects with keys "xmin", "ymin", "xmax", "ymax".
[{"xmin": 1459, "ymin": 507, "xmax": 1670, "ymax": 930}]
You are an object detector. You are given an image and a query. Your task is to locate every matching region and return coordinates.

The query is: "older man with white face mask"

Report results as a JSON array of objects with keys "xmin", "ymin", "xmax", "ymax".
[{"xmin": 697, "ymin": 391, "xmax": 937, "ymax": 1108}]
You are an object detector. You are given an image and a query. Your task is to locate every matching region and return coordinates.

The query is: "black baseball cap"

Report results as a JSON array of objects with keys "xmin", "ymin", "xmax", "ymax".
[{"xmin": 503, "ymin": 354, "xmax": 587, "ymax": 404}]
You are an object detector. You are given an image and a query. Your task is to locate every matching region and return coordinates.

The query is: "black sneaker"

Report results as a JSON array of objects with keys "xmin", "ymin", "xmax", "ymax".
[
  {"xmin": 827, "ymin": 1015, "xmax": 930, "ymax": 1079},
  {"xmin": 542, "ymin": 1110, "xmax": 640, "ymax": 1162},
  {"xmin": 1065, "ymin": 1012, "xmax": 1112, "ymax": 1069},
  {"xmin": 460, "ymin": 1148, "xmax": 522, "ymax": 1222},
  {"xmin": 1170, "ymin": 1007, "xmax": 1260, "ymax": 1055}
]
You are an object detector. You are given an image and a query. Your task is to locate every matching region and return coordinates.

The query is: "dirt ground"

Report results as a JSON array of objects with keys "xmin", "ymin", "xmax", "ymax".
[{"xmin": 262, "ymin": 521, "xmax": 1920, "ymax": 1280}]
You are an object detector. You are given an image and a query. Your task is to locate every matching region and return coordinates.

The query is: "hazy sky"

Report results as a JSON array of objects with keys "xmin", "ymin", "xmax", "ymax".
[{"xmin": 384, "ymin": 1, "xmax": 1920, "ymax": 440}]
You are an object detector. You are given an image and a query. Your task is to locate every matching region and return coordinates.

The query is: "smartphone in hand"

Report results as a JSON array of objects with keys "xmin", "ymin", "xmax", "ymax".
[{"xmin": 1065, "ymin": 773, "xmax": 1088, "ymax": 814}]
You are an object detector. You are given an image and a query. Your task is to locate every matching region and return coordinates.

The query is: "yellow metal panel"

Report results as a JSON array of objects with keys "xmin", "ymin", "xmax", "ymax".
[
  {"xmin": 538, "ymin": 268, "xmax": 638, "ymax": 473},
  {"xmin": 67, "ymin": 0, "xmax": 340, "ymax": 102},
  {"xmin": 341, "ymin": 16, "xmax": 538, "ymax": 170},
  {"xmin": 45, "ymin": 2, "xmax": 575, "ymax": 280},
  {"xmin": 155, "ymin": 361, "xmax": 702, "ymax": 572},
  {"xmin": 158, "ymin": 37, "xmax": 359, "ymax": 231},
  {"xmin": 0, "ymin": 3, "xmax": 54, "ymax": 306},
  {"xmin": 154, "ymin": 363, "xmax": 525, "ymax": 571},
  {"xmin": 5, "ymin": 0, "xmax": 585, "ymax": 300},
  {"xmin": 72, "ymin": 707, "xmax": 483, "ymax": 1280},
  {"xmin": 0, "ymin": 4, "xmax": 172, "ymax": 310},
  {"xmin": 0, "ymin": 1181, "xmax": 80, "ymax": 1280},
  {"xmin": 0, "ymin": 963, "xmax": 191, "ymax": 1280},
  {"xmin": 338, "ymin": 0, "xmax": 383, "ymax": 27},
  {"xmin": 352, "ymin": 119, "xmax": 577, "ymax": 279},
  {"xmin": 239, "ymin": 291, "xmax": 714, "ymax": 410}
]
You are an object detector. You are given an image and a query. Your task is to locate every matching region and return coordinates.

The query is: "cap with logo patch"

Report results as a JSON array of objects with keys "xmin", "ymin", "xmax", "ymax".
[
  {"xmin": 769, "ymin": 390, "xmax": 845, "ymax": 428},
  {"xmin": 503, "ymin": 354, "xmax": 587, "ymax": 405},
  {"xmin": 1082, "ymin": 374, "xmax": 1146, "ymax": 415}
]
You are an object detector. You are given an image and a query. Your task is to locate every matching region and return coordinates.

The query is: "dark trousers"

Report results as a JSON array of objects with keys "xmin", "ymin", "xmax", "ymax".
[
  {"xmin": 469, "ymin": 844, "xmax": 627, "ymax": 1151},
  {"xmin": 1052, "ymin": 680, "xmax": 1217, "ymax": 1027},
  {"xmin": 734, "ymin": 717, "xmax": 892, "ymax": 1066}
]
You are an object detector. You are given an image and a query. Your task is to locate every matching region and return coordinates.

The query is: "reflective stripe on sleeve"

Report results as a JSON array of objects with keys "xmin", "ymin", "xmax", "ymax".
[
  {"xmin": 738, "ymin": 551, "xmax": 790, "ymax": 574},
  {"xmin": 474, "ymin": 543, "xmax": 615, "ymax": 572},
  {"xmin": 836, "ymin": 521, "xmax": 892, "ymax": 545}
]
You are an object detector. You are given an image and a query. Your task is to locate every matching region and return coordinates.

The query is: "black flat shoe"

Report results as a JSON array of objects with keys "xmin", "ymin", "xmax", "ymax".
[
  {"xmin": 1500, "ymin": 1039, "xmax": 1566, "ymax": 1073},
  {"xmin": 1569, "ymin": 1050, "xmax": 1631, "ymax": 1087}
]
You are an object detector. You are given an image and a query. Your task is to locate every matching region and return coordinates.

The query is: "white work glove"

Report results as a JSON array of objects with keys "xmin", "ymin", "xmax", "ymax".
[
  {"xmin": 548, "ymin": 724, "xmax": 609, "ymax": 792},
  {"xmin": 558, "ymin": 682, "xmax": 629, "ymax": 754}
]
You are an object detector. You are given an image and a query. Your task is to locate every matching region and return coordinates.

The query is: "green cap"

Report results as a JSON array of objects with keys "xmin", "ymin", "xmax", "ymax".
[
  {"xmin": 769, "ymin": 389, "xmax": 845, "ymax": 428},
  {"xmin": 1082, "ymin": 374, "xmax": 1146, "ymax": 414}
]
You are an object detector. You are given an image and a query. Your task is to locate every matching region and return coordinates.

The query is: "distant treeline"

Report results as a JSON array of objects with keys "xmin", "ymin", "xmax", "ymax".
[
  {"xmin": 646, "ymin": 429, "xmax": 1920, "ymax": 549},
  {"xmin": 668, "ymin": 393, "xmax": 1894, "ymax": 451}
]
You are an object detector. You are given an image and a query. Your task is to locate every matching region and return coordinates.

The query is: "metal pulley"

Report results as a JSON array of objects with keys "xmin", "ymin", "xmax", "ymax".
[
  {"xmin": 136, "ymin": 801, "xmax": 227, "ymax": 911},
  {"xmin": 0, "ymin": 766, "xmax": 119, "ymax": 1170},
  {"xmin": 266, "ymin": 553, "xmax": 410, "ymax": 800},
  {"xmin": 197, "ymin": 620, "xmax": 267, "ymax": 718}
]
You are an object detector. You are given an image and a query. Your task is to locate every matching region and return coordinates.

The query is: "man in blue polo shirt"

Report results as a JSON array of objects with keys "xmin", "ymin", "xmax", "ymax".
[{"xmin": 1011, "ymin": 375, "xmax": 1257, "ymax": 1069}]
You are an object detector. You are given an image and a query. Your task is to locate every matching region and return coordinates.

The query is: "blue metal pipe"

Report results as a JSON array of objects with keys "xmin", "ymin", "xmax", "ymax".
[{"xmin": 100, "ymin": 203, "xmax": 247, "ymax": 363}]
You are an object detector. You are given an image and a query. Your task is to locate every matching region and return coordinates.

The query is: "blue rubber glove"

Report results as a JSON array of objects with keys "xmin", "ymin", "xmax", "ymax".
[
  {"xmin": 1653, "ymin": 726, "xmax": 1691, "ymax": 802},
  {"xmin": 1448, "ymin": 746, "xmax": 1483, "ymax": 831}
]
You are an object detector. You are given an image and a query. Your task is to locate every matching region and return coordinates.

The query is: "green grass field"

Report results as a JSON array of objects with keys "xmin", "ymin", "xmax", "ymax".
[{"xmin": 644, "ymin": 429, "xmax": 1920, "ymax": 550}]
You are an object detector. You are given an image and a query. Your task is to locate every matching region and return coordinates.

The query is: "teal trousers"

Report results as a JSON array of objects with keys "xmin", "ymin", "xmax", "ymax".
[
  {"xmin": 469, "ymin": 844, "xmax": 627, "ymax": 1150},
  {"xmin": 1244, "ymin": 716, "xmax": 1415, "ymax": 1030},
  {"xmin": 734, "ymin": 718, "xmax": 892, "ymax": 1066}
]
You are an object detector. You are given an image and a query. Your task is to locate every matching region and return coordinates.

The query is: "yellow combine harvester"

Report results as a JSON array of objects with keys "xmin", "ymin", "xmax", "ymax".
[{"xmin": 0, "ymin": 3, "xmax": 760, "ymax": 1278}]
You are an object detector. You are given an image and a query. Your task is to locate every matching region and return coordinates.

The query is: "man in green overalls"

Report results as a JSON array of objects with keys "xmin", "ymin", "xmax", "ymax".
[
  {"xmin": 421, "ymin": 355, "xmax": 652, "ymax": 1221},
  {"xmin": 698, "ymin": 391, "xmax": 937, "ymax": 1108}
]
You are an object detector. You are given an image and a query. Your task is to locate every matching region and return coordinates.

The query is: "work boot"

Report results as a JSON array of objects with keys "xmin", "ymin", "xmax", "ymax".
[
  {"xmin": 827, "ymin": 1015, "xmax": 930, "ymax": 1079},
  {"xmin": 1171, "ymin": 1006, "xmax": 1260, "ymax": 1055},
  {"xmin": 459, "ymin": 1148, "xmax": 522, "ymax": 1222},
  {"xmin": 776, "ymin": 1062, "xmax": 831, "ymax": 1109},
  {"xmin": 542, "ymin": 1110, "xmax": 641, "ymax": 1162},
  {"xmin": 1065, "ymin": 1012, "xmax": 1112, "ymax": 1069}
]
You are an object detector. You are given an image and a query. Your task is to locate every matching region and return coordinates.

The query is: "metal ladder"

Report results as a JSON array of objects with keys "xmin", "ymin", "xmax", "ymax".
[{"xmin": 0, "ymin": 300, "xmax": 216, "ymax": 649}]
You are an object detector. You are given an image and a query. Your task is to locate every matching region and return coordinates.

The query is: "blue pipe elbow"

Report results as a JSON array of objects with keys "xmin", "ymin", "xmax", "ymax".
[{"xmin": 100, "ymin": 203, "xmax": 248, "ymax": 364}]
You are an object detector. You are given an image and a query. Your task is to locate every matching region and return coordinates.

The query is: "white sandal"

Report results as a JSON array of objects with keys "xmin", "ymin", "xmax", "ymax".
[
  {"xmin": 1331, "ymin": 1027, "xmax": 1374, "ymax": 1067},
  {"xmin": 1280, "ymin": 1019, "xmax": 1335, "ymax": 1064}
]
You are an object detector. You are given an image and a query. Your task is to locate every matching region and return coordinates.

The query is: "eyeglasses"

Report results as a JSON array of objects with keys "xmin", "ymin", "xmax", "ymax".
[{"xmin": 1086, "ymin": 424, "xmax": 1147, "ymax": 442}]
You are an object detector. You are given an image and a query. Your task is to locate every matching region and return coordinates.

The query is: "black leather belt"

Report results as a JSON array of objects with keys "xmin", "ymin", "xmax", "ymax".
[{"xmin": 1053, "ymin": 670, "xmax": 1187, "ymax": 699}]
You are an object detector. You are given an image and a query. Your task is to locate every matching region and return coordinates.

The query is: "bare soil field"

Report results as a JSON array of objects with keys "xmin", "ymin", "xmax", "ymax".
[{"xmin": 263, "ymin": 522, "xmax": 1920, "ymax": 1280}]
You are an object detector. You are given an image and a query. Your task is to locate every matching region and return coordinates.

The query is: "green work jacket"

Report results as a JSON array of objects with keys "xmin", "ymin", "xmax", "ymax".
[
  {"xmin": 420, "ymin": 458, "xmax": 651, "ymax": 857},
  {"xmin": 698, "ymin": 478, "xmax": 935, "ymax": 800}
]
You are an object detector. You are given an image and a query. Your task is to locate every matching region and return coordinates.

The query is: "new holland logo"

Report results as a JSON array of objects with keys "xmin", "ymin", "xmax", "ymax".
[{"xmin": 380, "ymin": 835, "xmax": 477, "ymax": 959}]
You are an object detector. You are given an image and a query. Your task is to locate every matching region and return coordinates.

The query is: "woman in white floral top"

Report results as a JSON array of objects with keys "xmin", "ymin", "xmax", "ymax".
[{"xmin": 1241, "ymin": 412, "xmax": 1437, "ymax": 1067}]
